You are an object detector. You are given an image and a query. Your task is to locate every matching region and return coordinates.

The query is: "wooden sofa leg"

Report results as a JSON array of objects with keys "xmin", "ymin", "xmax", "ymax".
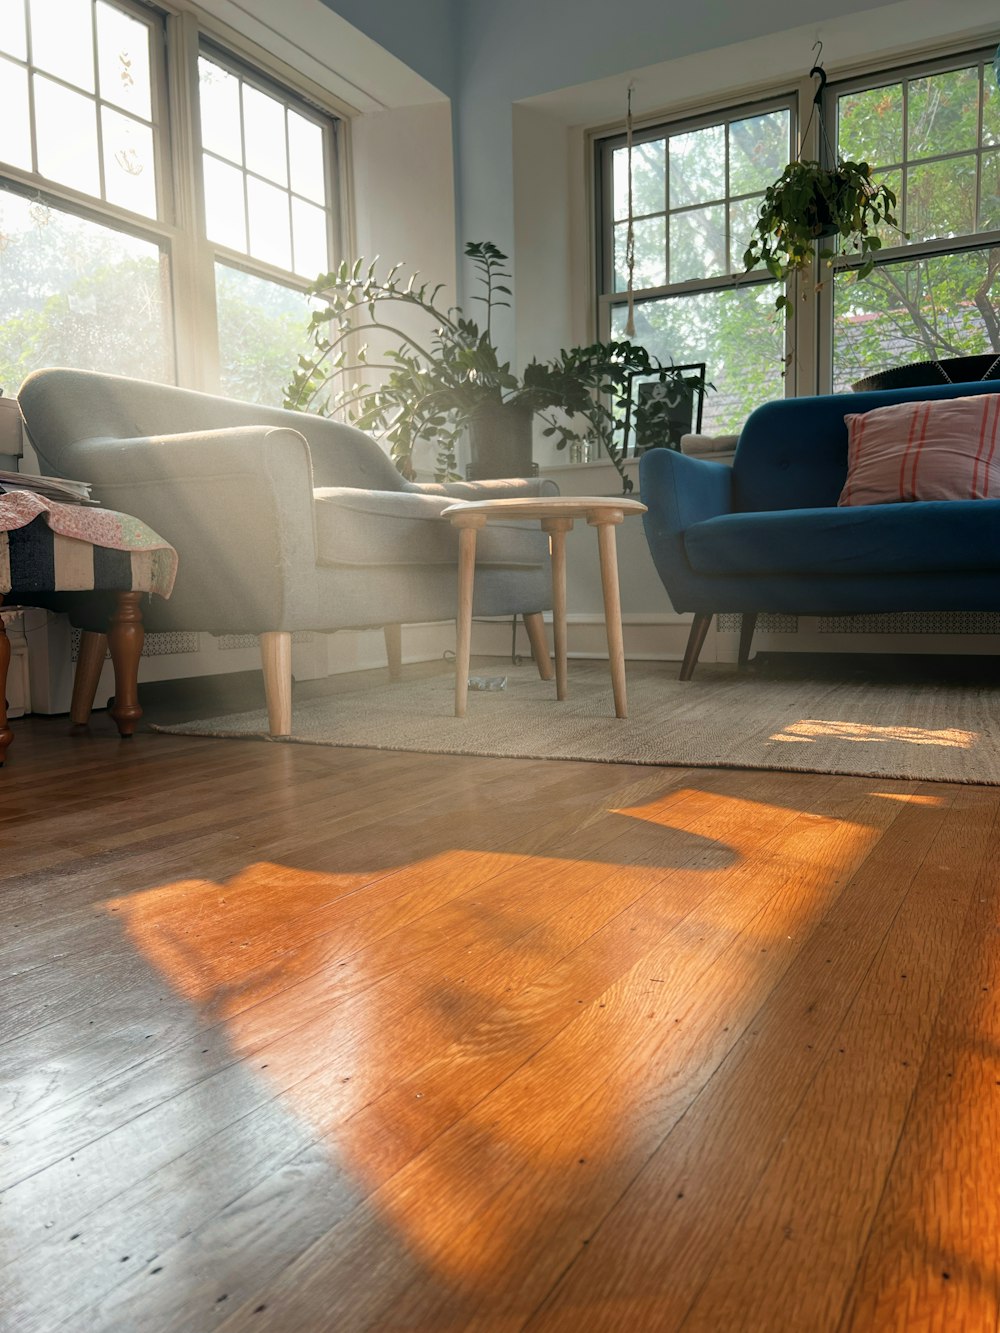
[
  {"xmin": 108, "ymin": 592, "xmax": 144, "ymax": 737},
  {"xmin": 71, "ymin": 630, "xmax": 108, "ymax": 727},
  {"xmin": 523, "ymin": 612, "xmax": 554, "ymax": 681},
  {"xmin": 260, "ymin": 631, "xmax": 292, "ymax": 737},
  {"xmin": 738, "ymin": 613, "xmax": 758, "ymax": 667},
  {"xmin": 384, "ymin": 624, "xmax": 402, "ymax": 681},
  {"xmin": 679, "ymin": 612, "xmax": 713, "ymax": 681}
]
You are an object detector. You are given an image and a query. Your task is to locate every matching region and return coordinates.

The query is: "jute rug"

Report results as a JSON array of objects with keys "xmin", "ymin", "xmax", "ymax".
[{"xmin": 153, "ymin": 660, "xmax": 1000, "ymax": 785}]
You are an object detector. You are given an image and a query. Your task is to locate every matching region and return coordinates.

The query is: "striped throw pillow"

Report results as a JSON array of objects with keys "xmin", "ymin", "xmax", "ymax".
[{"xmin": 839, "ymin": 395, "xmax": 1000, "ymax": 506}]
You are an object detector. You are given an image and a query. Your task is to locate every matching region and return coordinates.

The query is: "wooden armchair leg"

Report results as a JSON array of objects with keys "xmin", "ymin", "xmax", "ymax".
[
  {"xmin": 71, "ymin": 630, "xmax": 108, "ymax": 727},
  {"xmin": 108, "ymin": 592, "xmax": 144, "ymax": 737},
  {"xmin": 523, "ymin": 612, "xmax": 554, "ymax": 681},
  {"xmin": 738, "ymin": 613, "xmax": 758, "ymax": 667},
  {"xmin": 384, "ymin": 624, "xmax": 402, "ymax": 681},
  {"xmin": 679, "ymin": 612, "xmax": 713, "ymax": 681},
  {"xmin": 260, "ymin": 631, "xmax": 292, "ymax": 737}
]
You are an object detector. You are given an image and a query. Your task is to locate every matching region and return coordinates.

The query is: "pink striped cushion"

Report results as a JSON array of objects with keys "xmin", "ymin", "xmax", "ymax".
[{"xmin": 839, "ymin": 396, "xmax": 1000, "ymax": 506}]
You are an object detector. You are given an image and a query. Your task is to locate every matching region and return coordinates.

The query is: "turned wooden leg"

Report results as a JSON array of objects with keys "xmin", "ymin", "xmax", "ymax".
[
  {"xmin": 107, "ymin": 592, "xmax": 144, "ymax": 737},
  {"xmin": 0, "ymin": 604, "xmax": 13, "ymax": 765},
  {"xmin": 384, "ymin": 624, "xmax": 403, "ymax": 681},
  {"xmin": 590, "ymin": 514, "xmax": 628, "ymax": 719},
  {"xmin": 70, "ymin": 630, "xmax": 108, "ymax": 728},
  {"xmin": 738, "ymin": 612, "xmax": 758, "ymax": 667},
  {"xmin": 680, "ymin": 612, "xmax": 713, "ymax": 681},
  {"xmin": 542, "ymin": 517, "xmax": 574, "ymax": 702},
  {"xmin": 452, "ymin": 516, "xmax": 485, "ymax": 718},
  {"xmin": 260, "ymin": 631, "xmax": 292, "ymax": 737},
  {"xmin": 523, "ymin": 612, "xmax": 554, "ymax": 681}
]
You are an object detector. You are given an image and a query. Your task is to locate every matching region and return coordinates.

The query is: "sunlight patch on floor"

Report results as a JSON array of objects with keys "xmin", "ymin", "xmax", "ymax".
[{"xmin": 770, "ymin": 719, "xmax": 977, "ymax": 749}]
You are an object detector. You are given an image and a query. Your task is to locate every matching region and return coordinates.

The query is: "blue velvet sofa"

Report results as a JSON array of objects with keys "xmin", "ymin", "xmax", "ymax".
[{"xmin": 639, "ymin": 379, "xmax": 1000, "ymax": 678}]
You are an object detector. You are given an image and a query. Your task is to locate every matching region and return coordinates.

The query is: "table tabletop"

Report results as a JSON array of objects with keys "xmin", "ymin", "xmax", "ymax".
[{"xmin": 442, "ymin": 495, "xmax": 647, "ymax": 521}]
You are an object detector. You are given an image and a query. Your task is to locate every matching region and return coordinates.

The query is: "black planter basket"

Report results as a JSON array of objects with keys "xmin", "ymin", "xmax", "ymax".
[{"xmin": 852, "ymin": 354, "xmax": 1000, "ymax": 393}]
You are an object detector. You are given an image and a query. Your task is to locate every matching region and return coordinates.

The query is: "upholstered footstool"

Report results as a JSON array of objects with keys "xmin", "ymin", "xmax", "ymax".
[{"xmin": 0, "ymin": 493, "xmax": 178, "ymax": 764}]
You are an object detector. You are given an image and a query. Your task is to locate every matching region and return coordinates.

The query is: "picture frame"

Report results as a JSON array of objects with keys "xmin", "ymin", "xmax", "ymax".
[{"xmin": 623, "ymin": 363, "xmax": 707, "ymax": 456}]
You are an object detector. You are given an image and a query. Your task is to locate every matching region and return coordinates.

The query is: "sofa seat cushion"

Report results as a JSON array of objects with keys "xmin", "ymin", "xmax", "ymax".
[
  {"xmin": 314, "ymin": 487, "xmax": 550, "ymax": 568},
  {"xmin": 684, "ymin": 499, "xmax": 1000, "ymax": 577}
]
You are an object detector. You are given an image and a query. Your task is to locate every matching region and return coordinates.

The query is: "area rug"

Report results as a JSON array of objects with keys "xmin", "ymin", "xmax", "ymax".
[{"xmin": 152, "ymin": 660, "xmax": 1000, "ymax": 785}]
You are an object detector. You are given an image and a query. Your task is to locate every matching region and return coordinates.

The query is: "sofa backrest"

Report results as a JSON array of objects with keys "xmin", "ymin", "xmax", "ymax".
[
  {"xmin": 732, "ymin": 379, "xmax": 1000, "ymax": 513},
  {"xmin": 17, "ymin": 367, "xmax": 406, "ymax": 492}
]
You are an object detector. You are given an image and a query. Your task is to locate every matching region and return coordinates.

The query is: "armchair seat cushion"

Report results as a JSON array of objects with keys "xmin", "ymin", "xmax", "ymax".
[
  {"xmin": 684, "ymin": 498, "xmax": 1000, "ymax": 578},
  {"xmin": 314, "ymin": 487, "xmax": 550, "ymax": 569}
]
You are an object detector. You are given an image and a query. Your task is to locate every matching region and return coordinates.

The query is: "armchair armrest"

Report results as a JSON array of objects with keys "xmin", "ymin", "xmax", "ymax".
[
  {"xmin": 639, "ymin": 447, "xmax": 733, "ymax": 537},
  {"xmin": 407, "ymin": 476, "xmax": 559, "ymax": 501},
  {"xmin": 69, "ymin": 426, "xmax": 320, "ymax": 629}
]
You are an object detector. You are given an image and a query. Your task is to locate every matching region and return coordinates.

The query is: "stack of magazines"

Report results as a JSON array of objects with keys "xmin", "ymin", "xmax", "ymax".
[{"xmin": 0, "ymin": 469, "xmax": 98, "ymax": 506}]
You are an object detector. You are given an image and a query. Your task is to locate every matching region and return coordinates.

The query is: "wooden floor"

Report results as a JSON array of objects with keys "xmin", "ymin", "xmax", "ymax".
[{"xmin": 2, "ymin": 666, "xmax": 999, "ymax": 1332}]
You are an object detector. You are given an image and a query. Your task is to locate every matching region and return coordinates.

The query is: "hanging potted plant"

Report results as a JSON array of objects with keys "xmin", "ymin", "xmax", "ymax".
[{"xmin": 743, "ymin": 157, "xmax": 901, "ymax": 316}]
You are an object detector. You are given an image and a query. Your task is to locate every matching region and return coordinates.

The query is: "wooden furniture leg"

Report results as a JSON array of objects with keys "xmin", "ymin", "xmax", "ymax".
[
  {"xmin": 384, "ymin": 624, "xmax": 403, "ymax": 681},
  {"xmin": 542, "ymin": 517, "xmax": 574, "ymax": 702},
  {"xmin": 260, "ymin": 631, "xmax": 292, "ymax": 737},
  {"xmin": 0, "ymin": 602, "xmax": 13, "ymax": 765},
  {"xmin": 590, "ymin": 511, "xmax": 628, "ymax": 719},
  {"xmin": 452, "ymin": 515, "xmax": 486, "ymax": 717},
  {"xmin": 523, "ymin": 611, "xmax": 554, "ymax": 681},
  {"xmin": 107, "ymin": 591, "xmax": 144, "ymax": 737},
  {"xmin": 70, "ymin": 630, "xmax": 108, "ymax": 728},
  {"xmin": 738, "ymin": 612, "xmax": 758, "ymax": 667},
  {"xmin": 680, "ymin": 612, "xmax": 713, "ymax": 681}
]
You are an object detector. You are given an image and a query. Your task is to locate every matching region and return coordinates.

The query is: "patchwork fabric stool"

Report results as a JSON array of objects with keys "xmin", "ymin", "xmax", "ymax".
[{"xmin": 0, "ymin": 492, "xmax": 178, "ymax": 764}]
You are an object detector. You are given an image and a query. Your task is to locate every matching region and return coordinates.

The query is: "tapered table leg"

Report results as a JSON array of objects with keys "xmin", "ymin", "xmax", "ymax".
[
  {"xmin": 0, "ymin": 603, "xmax": 13, "ymax": 765},
  {"xmin": 71, "ymin": 630, "xmax": 108, "ymax": 728},
  {"xmin": 453, "ymin": 514, "xmax": 486, "ymax": 717},
  {"xmin": 542, "ymin": 517, "xmax": 574, "ymax": 701},
  {"xmin": 590, "ymin": 511, "xmax": 628, "ymax": 718},
  {"xmin": 107, "ymin": 591, "xmax": 144, "ymax": 737}
]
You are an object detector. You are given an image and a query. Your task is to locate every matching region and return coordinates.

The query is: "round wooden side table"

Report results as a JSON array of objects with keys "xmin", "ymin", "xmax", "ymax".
[{"xmin": 442, "ymin": 495, "xmax": 647, "ymax": 720}]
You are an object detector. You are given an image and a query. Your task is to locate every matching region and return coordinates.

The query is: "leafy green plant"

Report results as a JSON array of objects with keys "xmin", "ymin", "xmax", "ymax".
[
  {"xmin": 284, "ymin": 242, "xmax": 704, "ymax": 491},
  {"xmin": 743, "ymin": 158, "xmax": 902, "ymax": 316}
]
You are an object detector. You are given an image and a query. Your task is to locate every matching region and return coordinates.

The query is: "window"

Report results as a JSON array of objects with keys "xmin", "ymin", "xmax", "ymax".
[
  {"xmin": 0, "ymin": 0, "xmax": 341, "ymax": 406},
  {"xmin": 596, "ymin": 99, "xmax": 795, "ymax": 433},
  {"xmin": 828, "ymin": 49, "xmax": 1000, "ymax": 390}
]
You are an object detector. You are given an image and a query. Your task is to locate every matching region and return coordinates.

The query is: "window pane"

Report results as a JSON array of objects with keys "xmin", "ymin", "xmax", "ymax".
[
  {"xmin": 242, "ymin": 84, "xmax": 287, "ymax": 186},
  {"xmin": 981, "ymin": 151, "xmax": 1000, "ymax": 231},
  {"xmin": 0, "ymin": 59, "xmax": 32, "ymax": 171},
  {"xmin": 288, "ymin": 111, "xmax": 325, "ymax": 204},
  {"xmin": 611, "ymin": 283, "xmax": 785, "ymax": 434},
  {"xmin": 203, "ymin": 154, "xmax": 246, "ymax": 251},
  {"xmin": 728, "ymin": 111, "xmax": 789, "ymax": 197},
  {"xmin": 96, "ymin": 0, "xmax": 152, "ymax": 119},
  {"xmin": 832, "ymin": 248, "xmax": 1000, "ymax": 392},
  {"xmin": 670, "ymin": 125, "xmax": 725, "ymax": 208},
  {"xmin": 291, "ymin": 197, "xmax": 327, "ymax": 278},
  {"xmin": 670, "ymin": 204, "xmax": 726, "ymax": 282},
  {"xmin": 198, "ymin": 57, "xmax": 242, "ymax": 164},
  {"xmin": 247, "ymin": 175, "xmax": 291, "ymax": 269},
  {"xmin": 215, "ymin": 264, "xmax": 316, "ymax": 406},
  {"xmin": 984, "ymin": 74, "xmax": 1000, "ymax": 149},
  {"xmin": 907, "ymin": 156, "xmax": 976, "ymax": 241},
  {"xmin": 0, "ymin": 194, "xmax": 172, "ymax": 389},
  {"xmin": 614, "ymin": 217, "xmax": 665, "ymax": 291},
  {"xmin": 101, "ymin": 107, "xmax": 155, "ymax": 216},
  {"xmin": 730, "ymin": 195, "xmax": 762, "ymax": 272},
  {"xmin": 0, "ymin": 1, "xmax": 27, "ymax": 60},
  {"xmin": 34, "ymin": 75, "xmax": 100, "ymax": 196},
  {"xmin": 837, "ymin": 83, "xmax": 903, "ymax": 166},
  {"xmin": 29, "ymin": 0, "xmax": 94, "ymax": 92},
  {"xmin": 908, "ymin": 67, "xmax": 979, "ymax": 160},
  {"xmin": 613, "ymin": 140, "xmax": 665, "ymax": 220}
]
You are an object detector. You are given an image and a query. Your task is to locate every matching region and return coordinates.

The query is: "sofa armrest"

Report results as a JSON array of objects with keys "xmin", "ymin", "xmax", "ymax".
[
  {"xmin": 639, "ymin": 447, "xmax": 734, "ymax": 535},
  {"xmin": 406, "ymin": 476, "xmax": 559, "ymax": 501},
  {"xmin": 68, "ymin": 426, "xmax": 320, "ymax": 627}
]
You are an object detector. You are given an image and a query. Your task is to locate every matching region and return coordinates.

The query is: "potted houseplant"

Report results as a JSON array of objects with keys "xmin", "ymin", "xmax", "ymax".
[
  {"xmin": 742, "ymin": 158, "xmax": 901, "ymax": 316},
  {"xmin": 285, "ymin": 242, "xmax": 702, "ymax": 492}
]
